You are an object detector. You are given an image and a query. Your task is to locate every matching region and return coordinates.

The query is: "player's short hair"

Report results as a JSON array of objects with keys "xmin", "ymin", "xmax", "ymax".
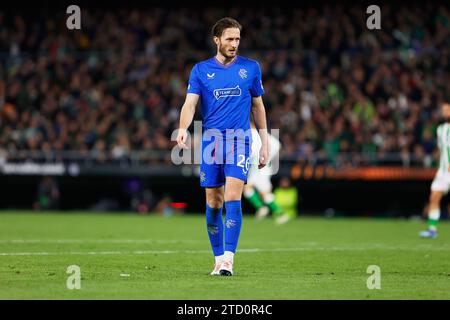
[{"xmin": 212, "ymin": 17, "xmax": 242, "ymax": 38}]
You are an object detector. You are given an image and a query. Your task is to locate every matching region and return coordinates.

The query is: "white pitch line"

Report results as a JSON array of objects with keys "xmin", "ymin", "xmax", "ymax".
[
  {"xmin": 0, "ymin": 246, "xmax": 449, "ymax": 257},
  {"xmin": 0, "ymin": 249, "xmax": 200, "ymax": 256},
  {"xmin": 0, "ymin": 239, "xmax": 202, "ymax": 244},
  {"xmin": 2, "ymin": 240, "xmax": 448, "ymax": 251}
]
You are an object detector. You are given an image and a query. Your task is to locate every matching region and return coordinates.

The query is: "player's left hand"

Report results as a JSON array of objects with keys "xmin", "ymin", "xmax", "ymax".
[{"xmin": 259, "ymin": 146, "xmax": 268, "ymax": 169}]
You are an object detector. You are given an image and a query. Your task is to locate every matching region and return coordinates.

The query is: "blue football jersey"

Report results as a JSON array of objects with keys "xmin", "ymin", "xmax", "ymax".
[{"xmin": 187, "ymin": 55, "xmax": 264, "ymax": 133}]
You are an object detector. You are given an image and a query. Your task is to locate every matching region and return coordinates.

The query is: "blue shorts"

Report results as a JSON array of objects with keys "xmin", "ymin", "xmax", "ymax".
[{"xmin": 200, "ymin": 135, "xmax": 252, "ymax": 188}]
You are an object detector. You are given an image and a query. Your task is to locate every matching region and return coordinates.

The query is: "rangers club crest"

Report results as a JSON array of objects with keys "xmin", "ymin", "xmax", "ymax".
[
  {"xmin": 239, "ymin": 68, "xmax": 247, "ymax": 79},
  {"xmin": 226, "ymin": 219, "xmax": 236, "ymax": 228}
]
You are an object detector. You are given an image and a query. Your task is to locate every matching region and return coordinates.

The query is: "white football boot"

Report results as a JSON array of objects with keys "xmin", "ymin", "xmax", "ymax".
[
  {"xmin": 210, "ymin": 261, "xmax": 222, "ymax": 275},
  {"xmin": 219, "ymin": 260, "xmax": 233, "ymax": 276},
  {"xmin": 275, "ymin": 214, "xmax": 290, "ymax": 225},
  {"xmin": 419, "ymin": 228, "xmax": 438, "ymax": 239}
]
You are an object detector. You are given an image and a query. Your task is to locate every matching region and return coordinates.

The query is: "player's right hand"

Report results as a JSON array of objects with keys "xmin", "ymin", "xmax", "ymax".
[
  {"xmin": 176, "ymin": 128, "xmax": 188, "ymax": 149},
  {"xmin": 258, "ymin": 145, "xmax": 268, "ymax": 169}
]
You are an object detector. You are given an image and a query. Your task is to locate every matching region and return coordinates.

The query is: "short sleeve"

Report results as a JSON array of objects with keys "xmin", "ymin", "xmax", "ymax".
[
  {"xmin": 187, "ymin": 64, "xmax": 201, "ymax": 95},
  {"xmin": 250, "ymin": 62, "xmax": 265, "ymax": 97}
]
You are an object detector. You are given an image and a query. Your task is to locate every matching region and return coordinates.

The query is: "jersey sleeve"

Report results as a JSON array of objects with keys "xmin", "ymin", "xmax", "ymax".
[
  {"xmin": 187, "ymin": 64, "xmax": 201, "ymax": 95},
  {"xmin": 250, "ymin": 62, "xmax": 265, "ymax": 97}
]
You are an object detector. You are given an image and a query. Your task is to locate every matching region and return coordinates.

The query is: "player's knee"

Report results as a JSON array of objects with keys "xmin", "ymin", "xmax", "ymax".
[
  {"xmin": 207, "ymin": 195, "xmax": 224, "ymax": 208},
  {"xmin": 208, "ymin": 200, "xmax": 224, "ymax": 208}
]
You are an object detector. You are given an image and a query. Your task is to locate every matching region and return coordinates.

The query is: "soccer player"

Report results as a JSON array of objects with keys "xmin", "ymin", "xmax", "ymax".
[
  {"xmin": 420, "ymin": 101, "xmax": 450, "ymax": 239},
  {"xmin": 176, "ymin": 18, "xmax": 268, "ymax": 276},
  {"xmin": 244, "ymin": 121, "xmax": 290, "ymax": 224}
]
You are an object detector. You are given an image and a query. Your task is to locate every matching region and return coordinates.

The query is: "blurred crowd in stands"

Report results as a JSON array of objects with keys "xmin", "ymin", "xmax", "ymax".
[{"xmin": 0, "ymin": 3, "xmax": 449, "ymax": 167}]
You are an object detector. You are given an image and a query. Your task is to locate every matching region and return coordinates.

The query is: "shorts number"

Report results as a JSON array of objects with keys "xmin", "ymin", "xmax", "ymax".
[
  {"xmin": 237, "ymin": 155, "xmax": 250, "ymax": 174},
  {"xmin": 237, "ymin": 155, "xmax": 246, "ymax": 168}
]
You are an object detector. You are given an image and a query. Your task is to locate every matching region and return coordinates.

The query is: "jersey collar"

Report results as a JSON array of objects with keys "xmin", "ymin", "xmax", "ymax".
[{"xmin": 213, "ymin": 55, "xmax": 239, "ymax": 68}]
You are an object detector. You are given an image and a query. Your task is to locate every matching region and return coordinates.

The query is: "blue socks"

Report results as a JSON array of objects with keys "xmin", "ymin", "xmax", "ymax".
[
  {"xmin": 206, "ymin": 205, "xmax": 224, "ymax": 257},
  {"xmin": 206, "ymin": 201, "xmax": 243, "ymax": 256},
  {"xmin": 224, "ymin": 200, "xmax": 242, "ymax": 253}
]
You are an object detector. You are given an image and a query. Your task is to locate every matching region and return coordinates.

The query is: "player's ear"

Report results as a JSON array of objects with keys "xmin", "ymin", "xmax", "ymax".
[{"xmin": 213, "ymin": 36, "xmax": 219, "ymax": 46}]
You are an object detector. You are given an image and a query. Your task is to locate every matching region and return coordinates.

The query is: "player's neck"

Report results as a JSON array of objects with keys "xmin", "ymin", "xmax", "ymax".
[{"xmin": 215, "ymin": 53, "xmax": 237, "ymax": 66}]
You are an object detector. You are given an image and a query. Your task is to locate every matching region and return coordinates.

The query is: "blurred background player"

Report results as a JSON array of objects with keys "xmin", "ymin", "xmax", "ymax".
[
  {"xmin": 244, "ymin": 121, "xmax": 290, "ymax": 224},
  {"xmin": 273, "ymin": 176, "xmax": 298, "ymax": 223},
  {"xmin": 420, "ymin": 101, "xmax": 450, "ymax": 239},
  {"xmin": 33, "ymin": 176, "xmax": 60, "ymax": 211}
]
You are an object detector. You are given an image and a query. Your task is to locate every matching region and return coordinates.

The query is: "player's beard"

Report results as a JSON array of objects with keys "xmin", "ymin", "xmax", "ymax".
[{"xmin": 219, "ymin": 43, "xmax": 237, "ymax": 61}]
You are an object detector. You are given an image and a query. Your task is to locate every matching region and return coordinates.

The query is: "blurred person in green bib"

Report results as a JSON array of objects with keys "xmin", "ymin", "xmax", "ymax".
[{"xmin": 273, "ymin": 176, "xmax": 298, "ymax": 224}]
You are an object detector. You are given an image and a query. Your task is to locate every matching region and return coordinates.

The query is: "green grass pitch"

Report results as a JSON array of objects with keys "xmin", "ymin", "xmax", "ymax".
[{"xmin": 0, "ymin": 211, "xmax": 449, "ymax": 299}]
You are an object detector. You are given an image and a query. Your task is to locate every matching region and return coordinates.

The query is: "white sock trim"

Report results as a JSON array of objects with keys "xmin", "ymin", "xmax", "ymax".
[
  {"xmin": 263, "ymin": 193, "xmax": 275, "ymax": 204},
  {"xmin": 429, "ymin": 209, "xmax": 440, "ymax": 221},
  {"xmin": 224, "ymin": 251, "xmax": 234, "ymax": 263},
  {"xmin": 215, "ymin": 255, "xmax": 224, "ymax": 264},
  {"xmin": 243, "ymin": 188, "xmax": 255, "ymax": 198}
]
